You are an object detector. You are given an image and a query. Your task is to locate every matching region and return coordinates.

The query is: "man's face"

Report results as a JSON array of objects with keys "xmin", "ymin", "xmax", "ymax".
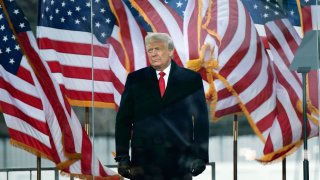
[{"xmin": 146, "ymin": 40, "xmax": 173, "ymax": 71}]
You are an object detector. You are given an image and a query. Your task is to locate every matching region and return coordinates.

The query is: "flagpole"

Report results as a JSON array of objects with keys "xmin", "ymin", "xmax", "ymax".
[
  {"xmin": 37, "ymin": 156, "xmax": 41, "ymax": 180},
  {"xmin": 83, "ymin": 107, "xmax": 90, "ymax": 180},
  {"xmin": 282, "ymin": 158, "xmax": 286, "ymax": 180},
  {"xmin": 90, "ymin": 0, "xmax": 96, "ymax": 179},
  {"xmin": 298, "ymin": 67, "xmax": 310, "ymax": 180},
  {"xmin": 233, "ymin": 114, "xmax": 238, "ymax": 180},
  {"xmin": 85, "ymin": 107, "xmax": 90, "ymax": 135}
]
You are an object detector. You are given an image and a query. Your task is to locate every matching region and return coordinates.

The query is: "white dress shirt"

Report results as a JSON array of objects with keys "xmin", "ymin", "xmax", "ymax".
[{"xmin": 156, "ymin": 63, "xmax": 171, "ymax": 88}]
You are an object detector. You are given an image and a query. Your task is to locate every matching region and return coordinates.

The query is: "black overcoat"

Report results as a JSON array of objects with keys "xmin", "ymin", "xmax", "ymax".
[{"xmin": 115, "ymin": 60, "xmax": 209, "ymax": 178}]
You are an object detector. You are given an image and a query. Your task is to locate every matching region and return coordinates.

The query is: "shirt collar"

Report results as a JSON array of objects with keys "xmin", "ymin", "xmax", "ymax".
[{"xmin": 156, "ymin": 62, "xmax": 171, "ymax": 76}]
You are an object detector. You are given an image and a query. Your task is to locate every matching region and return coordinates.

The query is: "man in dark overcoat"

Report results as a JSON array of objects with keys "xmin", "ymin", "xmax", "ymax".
[{"xmin": 115, "ymin": 32, "xmax": 209, "ymax": 180}]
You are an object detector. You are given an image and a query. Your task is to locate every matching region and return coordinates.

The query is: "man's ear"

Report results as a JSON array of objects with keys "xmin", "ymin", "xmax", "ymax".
[{"xmin": 169, "ymin": 49, "xmax": 174, "ymax": 58}]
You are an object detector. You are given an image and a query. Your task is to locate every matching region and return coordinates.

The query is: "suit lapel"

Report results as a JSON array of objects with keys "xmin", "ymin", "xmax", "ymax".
[{"xmin": 146, "ymin": 66, "xmax": 162, "ymax": 101}]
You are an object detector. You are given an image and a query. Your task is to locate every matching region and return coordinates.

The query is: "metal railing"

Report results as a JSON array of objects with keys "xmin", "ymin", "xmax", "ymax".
[
  {"xmin": 0, "ymin": 167, "xmax": 58, "ymax": 180},
  {"xmin": 0, "ymin": 163, "xmax": 215, "ymax": 180}
]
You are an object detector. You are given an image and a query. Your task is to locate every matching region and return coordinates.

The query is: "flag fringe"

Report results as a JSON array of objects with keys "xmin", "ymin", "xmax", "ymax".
[
  {"xmin": 55, "ymin": 159, "xmax": 79, "ymax": 170},
  {"xmin": 10, "ymin": 139, "xmax": 82, "ymax": 172},
  {"xmin": 296, "ymin": 100, "xmax": 320, "ymax": 125},
  {"xmin": 201, "ymin": 0, "xmax": 222, "ymax": 44},
  {"xmin": 10, "ymin": 139, "xmax": 53, "ymax": 161},
  {"xmin": 67, "ymin": 98, "xmax": 117, "ymax": 109},
  {"xmin": 60, "ymin": 131, "xmax": 83, "ymax": 161},
  {"xmin": 60, "ymin": 171, "xmax": 121, "ymax": 180},
  {"xmin": 257, "ymin": 140, "xmax": 303, "ymax": 164},
  {"xmin": 296, "ymin": 0, "xmax": 304, "ymax": 36},
  {"xmin": 186, "ymin": 58, "xmax": 203, "ymax": 72},
  {"xmin": 187, "ymin": 43, "xmax": 220, "ymax": 123},
  {"xmin": 202, "ymin": 0, "xmax": 213, "ymax": 29}
]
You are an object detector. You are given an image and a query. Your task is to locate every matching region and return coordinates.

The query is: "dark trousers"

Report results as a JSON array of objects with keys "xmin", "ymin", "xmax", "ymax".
[
  {"xmin": 131, "ymin": 155, "xmax": 192, "ymax": 180},
  {"xmin": 130, "ymin": 174, "xmax": 192, "ymax": 180},
  {"xmin": 130, "ymin": 166, "xmax": 192, "ymax": 180},
  {"xmin": 130, "ymin": 146, "xmax": 193, "ymax": 180}
]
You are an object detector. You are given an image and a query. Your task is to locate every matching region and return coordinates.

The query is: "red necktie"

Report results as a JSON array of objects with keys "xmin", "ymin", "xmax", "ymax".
[{"xmin": 158, "ymin": 71, "xmax": 166, "ymax": 97}]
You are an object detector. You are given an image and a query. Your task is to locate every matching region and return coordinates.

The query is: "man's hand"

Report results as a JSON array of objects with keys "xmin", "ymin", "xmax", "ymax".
[
  {"xmin": 118, "ymin": 160, "xmax": 131, "ymax": 178},
  {"xmin": 115, "ymin": 156, "xmax": 131, "ymax": 178},
  {"xmin": 190, "ymin": 159, "xmax": 206, "ymax": 176}
]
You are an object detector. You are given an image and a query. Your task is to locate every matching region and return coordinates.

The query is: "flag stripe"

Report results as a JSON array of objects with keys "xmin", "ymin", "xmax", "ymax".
[
  {"xmin": 245, "ymin": 64, "xmax": 274, "ymax": 113},
  {"xmin": 219, "ymin": 4, "xmax": 252, "ymax": 78},
  {"xmin": 216, "ymin": 1, "xmax": 237, "ymax": 53},
  {"xmin": 39, "ymin": 49, "xmax": 109, "ymax": 69},
  {"xmin": 1, "ymin": 101, "xmax": 48, "ymax": 132},
  {"xmin": 183, "ymin": 0, "xmax": 196, "ymax": 60},
  {"xmin": 107, "ymin": 35, "xmax": 127, "ymax": 70},
  {"xmin": 16, "ymin": 65, "xmax": 34, "ymax": 85},
  {"xmin": 6, "ymin": 114, "xmax": 50, "ymax": 148},
  {"xmin": 47, "ymin": 62, "xmax": 114, "ymax": 81},
  {"xmin": 36, "ymin": 26, "xmax": 107, "ymax": 47},
  {"xmin": 8, "ymin": 128, "xmax": 52, "ymax": 155},
  {"xmin": 0, "ymin": 77, "xmax": 43, "ymax": 109},
  {"xmin": 38, "ymin": 38, "xmax": 109, "ymax": 57},
  {"xmin": 308, "ymin": 70, "xmax": 319, "ymax": 107},
  {"xmin": 215, "ymin": 104, "xmax": 240, "ymax": 117},
  {"xmin": 255, "ymin": 108, "xmax": 276, "ymax": 134},
  {"xmin": 62, "ymin": 88, "xmax": 116, "ymax": 102},
  {"xmin": 276, "ymin": 98, "xmax": 293, "ymax": 146},
  {"xmin": 81, "ymin": 129, "xmax": 92, "ymax": 174}
]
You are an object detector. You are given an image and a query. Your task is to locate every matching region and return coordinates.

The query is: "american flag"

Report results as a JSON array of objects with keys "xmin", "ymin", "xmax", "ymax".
[
  {"xmin": 0, "ymin": 0, "xmax": 54, "ymax": 161},
  {"xmin": 0, "ymin": 0, "xmax": 119, "ymax": 178},
  {"xmin": 242, "ymin": 0, "xmax": 319, "ymax": 162},
  {"xmin": 198, "ymin": 0, "xmax": 277, "ymax": 152},
  {"xmin": 37, "ymin": 0, "xmax": 118, "ymax": 108}
]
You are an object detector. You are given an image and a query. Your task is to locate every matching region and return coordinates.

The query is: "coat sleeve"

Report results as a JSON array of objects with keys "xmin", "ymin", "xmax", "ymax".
[
  {"xmin": 115, "ymin": 74, "xmax": 134, "ymax": 158},
  {"xmin": 192, "ymin": 74, "xmax": 209, "ymax": 162}
]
